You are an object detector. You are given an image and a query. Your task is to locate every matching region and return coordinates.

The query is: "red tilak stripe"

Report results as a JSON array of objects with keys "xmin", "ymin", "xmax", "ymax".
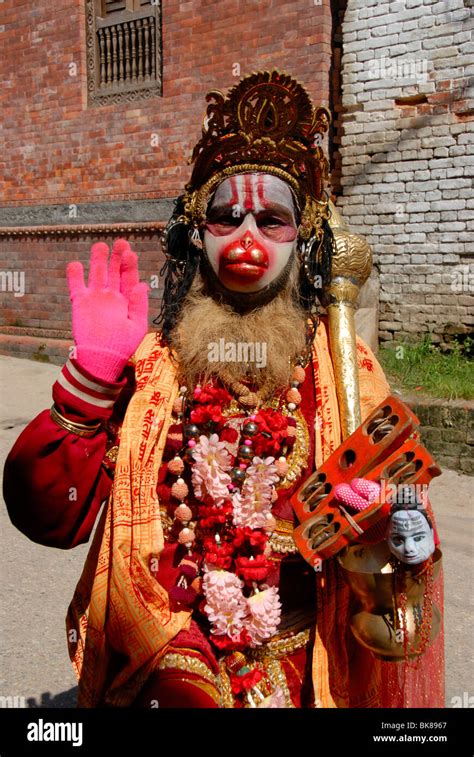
[
  {"xmin": 257, "ymin": 174, "xmax": 269, "ymax": 209},
  {"xmin": 243, "ymin": 174, "xmax": 253, "ymax": 211},
  {"xmin": 229, "ymin": 176, "xmax": 239, "ymax": 209}
]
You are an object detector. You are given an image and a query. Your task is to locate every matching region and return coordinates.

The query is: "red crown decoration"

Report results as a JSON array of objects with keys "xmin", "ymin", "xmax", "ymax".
[{"xmin": 182, "ymin": 70, "xmax": 331, "ymax": 239}]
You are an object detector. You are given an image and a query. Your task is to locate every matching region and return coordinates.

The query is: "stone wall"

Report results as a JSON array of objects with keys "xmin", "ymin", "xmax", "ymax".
[
  {"xmin": 406, "ymin": 394, "xmax": 474, "ymax": 475},
  {"xmin": 337, "ymin": 0, "xmax": 474, "ymax": 347}
]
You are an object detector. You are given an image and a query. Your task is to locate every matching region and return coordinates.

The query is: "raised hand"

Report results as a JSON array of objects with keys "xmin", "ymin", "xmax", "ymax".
[{"xmin": 67, "ymin": 239, "xmax": 149, "ymax": 382}]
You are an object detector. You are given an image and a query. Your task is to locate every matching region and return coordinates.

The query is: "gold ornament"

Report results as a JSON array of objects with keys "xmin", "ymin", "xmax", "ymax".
[
  {"xmin": 182, "ymin": 70, "xmax": 331, "ymax": 240},
  {"xmin": 325, "ymin": 202, "xmax": 373, "ymax": 438},
  {"xmin": 338, "ymin": 543, "xmax": 442, "ymax": 661}
]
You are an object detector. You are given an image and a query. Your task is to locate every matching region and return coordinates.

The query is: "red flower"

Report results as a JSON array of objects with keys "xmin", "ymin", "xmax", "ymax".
[
  {"xmin": 198, "ymin": 501, "xmax": 233, "ymax": 531},
  {"xmin": 195, "ymin": 384, "xmax": 232, "ymax": 406},
  {"xmin": 256, "ymin": 408, "xmax": 288, "ymax": 434},
  {"xmin": 235, "ymin": 554, "xmax": 271, "ymax": 582},
  {"xmin": 233, "ymin": 527, "xmax": 267, "ymax": 554},
  {"xmin": 220, "ymin": 427, "xmax": 239, "ymax": 444},
  {"xmin": 230, "ymin": 668, "xmax": 263, "ymax": 694},
  {"xmin": 210, "ymin": 628, "xmax": 252, "ymax": 652},
  {"xmin": 203, "ymin": 538, "xmax": 235, "ymax": 569},
  {"xmin": 190, "ymin": 404, "xmax": 225, "ymax": 427},
  {"xmin": 252, "ymin": 408, "xmax": 290, "ymax": 456}
]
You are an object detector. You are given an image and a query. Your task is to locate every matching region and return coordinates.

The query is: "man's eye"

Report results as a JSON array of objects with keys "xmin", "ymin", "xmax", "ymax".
[
  {"xmin": 260, "ymin": 217, "xmax": 284, "ymax": 227},
  {"xmin": 392, "ymin": 537, "xmax": 403, "ymax": 545}
]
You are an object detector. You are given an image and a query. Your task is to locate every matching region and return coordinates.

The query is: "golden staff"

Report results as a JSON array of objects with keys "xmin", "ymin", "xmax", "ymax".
[{"xmin": 325, "ymin": 202, "xmax": 373, "ymax": 439}]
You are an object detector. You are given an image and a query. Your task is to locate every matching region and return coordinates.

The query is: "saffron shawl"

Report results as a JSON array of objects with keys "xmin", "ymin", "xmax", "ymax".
[{"xmin": 67, "ymin": 319, "xmax": 444, "ymax": 708}]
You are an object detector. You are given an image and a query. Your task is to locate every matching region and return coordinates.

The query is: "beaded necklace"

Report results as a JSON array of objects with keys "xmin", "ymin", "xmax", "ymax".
[{"xmin": 165, "ymin": 319, "xmax": 317, "ymax": 654}]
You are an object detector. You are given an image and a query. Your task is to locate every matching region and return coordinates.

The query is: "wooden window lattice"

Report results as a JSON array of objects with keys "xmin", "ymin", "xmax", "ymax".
[
  {"xmin": 97, "ymin": 16, "xmax": 156, "ymax": 90},
  {"xmin": 86, "ymin": 0, "xmax": 162, "ymax": 106}
]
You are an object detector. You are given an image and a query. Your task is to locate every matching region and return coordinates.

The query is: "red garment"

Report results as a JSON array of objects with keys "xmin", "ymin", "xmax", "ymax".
[
  {"xmin": 3, "ymin": 358, "xmax": 318, "ymax": 707},
  {"xmin": 3, "ymin": 360, "xmax": 133, "ymax": 548}
]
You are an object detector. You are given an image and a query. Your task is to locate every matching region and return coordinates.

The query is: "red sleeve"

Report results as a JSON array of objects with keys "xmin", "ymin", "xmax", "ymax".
[{"xmin": 2, "ymin": 358, "xmax": 134, "ymax": 550}]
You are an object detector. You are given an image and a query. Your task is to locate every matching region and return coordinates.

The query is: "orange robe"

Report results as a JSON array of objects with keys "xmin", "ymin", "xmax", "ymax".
[{"xmin": 66, "ymin": 318, "xmax": 444, "ymax": 708}]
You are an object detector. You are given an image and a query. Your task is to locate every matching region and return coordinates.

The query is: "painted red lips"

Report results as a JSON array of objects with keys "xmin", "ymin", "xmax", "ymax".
[{"xmin": 219, "ymin": 237, "xmax": 269, "ymax": 282}]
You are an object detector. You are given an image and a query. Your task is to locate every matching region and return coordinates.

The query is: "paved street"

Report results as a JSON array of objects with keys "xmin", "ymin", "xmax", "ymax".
[{"xmin": 0, "ymin": 355, "xmax": 472, "ymax": 708}]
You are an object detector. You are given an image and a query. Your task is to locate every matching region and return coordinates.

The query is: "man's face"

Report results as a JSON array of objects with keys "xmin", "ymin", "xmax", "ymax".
[
  {"xmin": 203, "ymin": 173, "xmax": 298, "ymax": 293},
  {"xmin": 387, "ymin": 510, "xmax": 435, "ymax": 565}
]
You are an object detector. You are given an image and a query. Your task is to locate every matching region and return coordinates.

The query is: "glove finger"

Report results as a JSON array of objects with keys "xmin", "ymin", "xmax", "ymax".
[
  {"xmin": 351, "ymin": 478, "xmax": 381, "ymax": 503},
  {"xmin": 333, "ymin": 483, "xmax": 370, "ymax": 512},
  {"xmin": 88, "ymin": 242, "xmax": 109, "ymax": 289},
  {"xmin": 66, "ymin": 261, "xmax": 86, "ymax": 300},
  {"xmin": 120, "ymin": 249, "xmax": 139, "ymax": 299},
  {"xmin": 108, "ymin": 239, "xmax": 130, "ymax": 290},
  {"xmin": 128, "ymin": 281, "xmax": 149, "ymax": 325}
]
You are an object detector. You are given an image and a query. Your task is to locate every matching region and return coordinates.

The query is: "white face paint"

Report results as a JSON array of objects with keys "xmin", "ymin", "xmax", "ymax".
[
  {"xmin": 387, "ymin": 510, "xmax": 435, "ymax": 565},
  {"xmin": 203, "ymin": 173, "xmax": 298, "ymax": 292}
]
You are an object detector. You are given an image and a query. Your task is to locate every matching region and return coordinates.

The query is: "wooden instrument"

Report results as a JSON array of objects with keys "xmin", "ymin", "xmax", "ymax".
[{"xmin": 291, "ymin": 394, "xmax": 441, "ymax": 567}]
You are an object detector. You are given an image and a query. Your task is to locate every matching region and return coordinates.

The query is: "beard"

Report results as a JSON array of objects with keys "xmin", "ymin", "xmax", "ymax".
[{"xmin": 168, "ymin": 254, "xmax": 309, "ymax": 399}]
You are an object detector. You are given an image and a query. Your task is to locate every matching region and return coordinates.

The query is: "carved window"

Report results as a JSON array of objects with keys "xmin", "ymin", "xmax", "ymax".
[{"xmin": 86, "ymin": 0, "xmax": 162, "ymax": 106}]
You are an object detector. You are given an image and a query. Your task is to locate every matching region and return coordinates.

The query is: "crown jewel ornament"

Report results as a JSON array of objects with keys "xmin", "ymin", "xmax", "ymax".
[{"xmin": 182, "ymin": 70, "xmax": 331, "ymax": 241}]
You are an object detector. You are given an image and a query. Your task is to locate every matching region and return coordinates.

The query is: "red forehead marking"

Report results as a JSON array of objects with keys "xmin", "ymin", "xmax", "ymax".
[
  {"xmin": 228, "ymin": 176, "xmax": 239, "ymax": 208},
  {"xmin": 243, "ymin": 174, "xmax": 253, "ymax": 211},
  {"xmin": 257, "ymin": 174, "xmax": 269, "ymax": 208}
]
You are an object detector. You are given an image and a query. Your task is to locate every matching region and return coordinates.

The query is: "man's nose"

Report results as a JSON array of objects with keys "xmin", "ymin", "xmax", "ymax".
[{"xmin": 240, "ymin": 231, "xmax": 254, "ymax": 250}]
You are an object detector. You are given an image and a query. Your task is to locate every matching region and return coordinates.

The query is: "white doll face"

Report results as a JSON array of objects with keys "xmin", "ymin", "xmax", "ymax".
[
  {"xmin": 203, "ymin": 173, "xmax": 298, "ymax": 293},
  {"xmin": 387, "ymin": 510, "xmax": 435, "ymax": 565}
]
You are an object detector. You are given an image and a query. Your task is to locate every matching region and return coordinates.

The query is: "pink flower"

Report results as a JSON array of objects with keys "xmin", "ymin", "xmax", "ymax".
[
  {"xmin": 191, "ymin": 434, "xmax": 232, "ymax": 505},
  {"xmin": 202, "ymin": 570, "xmax": 247, "ymax": 637},
  {"xmin": 232, "ymin": 457, "xmax": 278, "ymax": 529},
  {"xmin": 245, "ymin": 586, "xmax": 282, "ymax": 645}
]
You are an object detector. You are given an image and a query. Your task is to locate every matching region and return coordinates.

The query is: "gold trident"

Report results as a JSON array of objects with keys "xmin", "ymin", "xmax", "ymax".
[{"xmin": 325, "ymin": 202, "xmax": 373, "ymax": 439}]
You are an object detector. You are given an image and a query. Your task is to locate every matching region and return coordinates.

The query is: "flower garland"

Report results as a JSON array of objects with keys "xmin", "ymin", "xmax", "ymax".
[{"xmin": 165, "ymin": 365, "xmax": 307, "ymax": 654}]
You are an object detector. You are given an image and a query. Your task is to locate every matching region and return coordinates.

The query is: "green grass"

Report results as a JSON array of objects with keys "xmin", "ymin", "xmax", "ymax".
[{"xmin": 378, "ymin": 336, "xmax": 474, "ymax": 401}]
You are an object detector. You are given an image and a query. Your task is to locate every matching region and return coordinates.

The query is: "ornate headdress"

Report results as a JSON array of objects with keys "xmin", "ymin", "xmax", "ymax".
[
  {"xmin": 182, "ymin": 69, "xmax": 331, "ymax": 240},
  {"xmin": 156, "ymin": 70, "xmax": 334, "ymax": 339}
]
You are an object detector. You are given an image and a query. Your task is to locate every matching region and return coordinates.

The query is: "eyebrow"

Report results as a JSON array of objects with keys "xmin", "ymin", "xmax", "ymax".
[{"xmin": 391, "ymin": 530, "xmax": 427, "ymax": 537}]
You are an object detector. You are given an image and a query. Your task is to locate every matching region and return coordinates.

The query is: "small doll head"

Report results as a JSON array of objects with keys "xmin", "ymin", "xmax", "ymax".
[{"xmin": 386, "ymin": 485, "xmax": 435, "ymax": 566}]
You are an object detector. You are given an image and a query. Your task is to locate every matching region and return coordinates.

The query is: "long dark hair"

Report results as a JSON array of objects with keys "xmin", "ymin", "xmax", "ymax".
[
  {"xmin": 297, "ymin": 217, "xmax": 334, "ymax": 312},
  {"xmin": 153, "ymin": 195, "xmax": 201, "ymax": 342}
]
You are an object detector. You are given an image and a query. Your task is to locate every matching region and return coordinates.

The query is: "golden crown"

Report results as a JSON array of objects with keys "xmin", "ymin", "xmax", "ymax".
[{"xmin": 182, "ymin": 70, "xmax": 331, "ymax": 240}]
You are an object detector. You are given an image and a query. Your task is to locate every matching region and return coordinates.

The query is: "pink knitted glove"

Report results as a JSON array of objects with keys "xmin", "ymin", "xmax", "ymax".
[
  {"xmin": 334, "ymin": 478, "xmax": 391, "ymax": 544},
  {"xmin": 66, "ymin": 239, "xmax": 149, "ymax": 382},
  {"xmin": 333, "ymin": 478, "xmax": 381, "ymax": 513}
]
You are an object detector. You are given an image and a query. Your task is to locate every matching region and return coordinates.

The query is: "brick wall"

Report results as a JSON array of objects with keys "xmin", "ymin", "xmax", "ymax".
[
  {"xmin": 1, "ymin": 0, "xmax": 332, "ymax": 206},
  {"xmin": 0, "ymin": 0, "xmax": 333, "ymax": 355},
  {"xmin": 337, "ymin": 0, "xmax": 474, "ymax": 346}
]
